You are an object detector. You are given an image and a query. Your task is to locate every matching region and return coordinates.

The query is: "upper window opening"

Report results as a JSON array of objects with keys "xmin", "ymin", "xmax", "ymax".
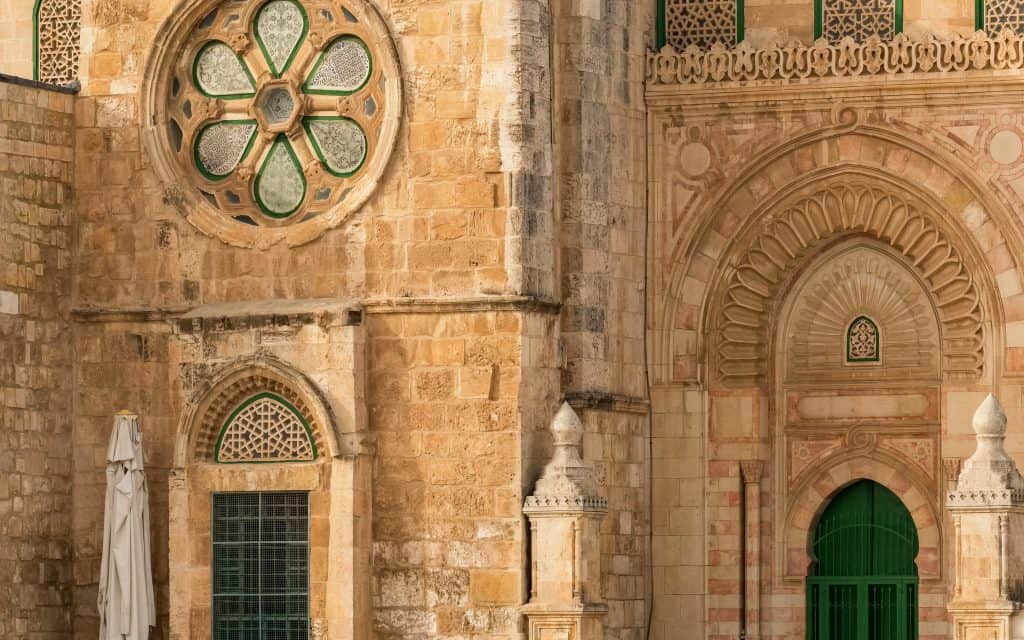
[
  {"xmin": 816, "ymin": 0, "xmax": 902, "ymax": 43},
  {"xmin": 658, "ymin": 0, "xmax": 742, "ymax": 49}
]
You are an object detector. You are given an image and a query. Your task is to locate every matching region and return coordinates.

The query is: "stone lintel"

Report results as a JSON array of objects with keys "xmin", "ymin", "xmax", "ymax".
[{"xmin": 175, "ymin": 298, "xmax": 362, "ymax": 333}]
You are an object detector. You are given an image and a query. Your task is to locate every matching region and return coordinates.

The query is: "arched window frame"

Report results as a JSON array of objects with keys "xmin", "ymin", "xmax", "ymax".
[
  {"xmin": 213, "ymin": 391, "xmax": 319, "ymax": 464},
  {"xmin": 656, "ymin": 0, "xmax": 744, "ymax": 49},
  {"xmin": 814, "ymin": 0, "xmax": 903, "ymax": 42},
  {"xmin": 846, "ymin": 315, "xmax": 881, "ymax": 364}
]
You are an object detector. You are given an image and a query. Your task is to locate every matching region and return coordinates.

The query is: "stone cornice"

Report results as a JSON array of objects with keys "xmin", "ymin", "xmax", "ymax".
[
  {"xmin": 362, "ymin": 295, "xmax": 561, "ymax": 315},
  {"xmin": 647, "ymin": 30, "xmax": 1024, "ymax": 106}
]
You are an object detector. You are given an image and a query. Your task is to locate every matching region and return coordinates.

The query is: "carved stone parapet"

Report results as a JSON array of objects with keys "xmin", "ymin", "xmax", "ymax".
[{"xmin": 647, "ymin": 29, "xmax": 1024, "ymax": 86}]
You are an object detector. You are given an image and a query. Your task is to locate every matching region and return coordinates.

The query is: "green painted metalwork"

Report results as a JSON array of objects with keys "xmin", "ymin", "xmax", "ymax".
[
  {"xmin": 212, "ymin": 492, "xmax": 310, "ymax": 639},
  {"xmin": 807, "ymin": 480, "xmax": 918, "ymax": 640}
]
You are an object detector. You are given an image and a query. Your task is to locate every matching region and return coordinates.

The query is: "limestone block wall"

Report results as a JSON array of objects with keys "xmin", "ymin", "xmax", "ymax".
[
  {"xmin": 70, "ymin": 320, "xmax": 174, "ymax": 637},
  {"xmin": 0, "ymin": 78, "xmax": 75, "ymax": 639},
  {"xmin": 366, "ymin": 309, "xmax": 527, "ymax": 637},
  {"xmin": 0, "ymin": 0, "xmax": 34, "ymax": 79}
]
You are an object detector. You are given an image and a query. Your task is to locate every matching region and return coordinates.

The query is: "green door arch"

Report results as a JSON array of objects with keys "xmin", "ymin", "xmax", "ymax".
[{"xmin": 807, "ymin": 480, "xmax": 919, "ymax": 640}]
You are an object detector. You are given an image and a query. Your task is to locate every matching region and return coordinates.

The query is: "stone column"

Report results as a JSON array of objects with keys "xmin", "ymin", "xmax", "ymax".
[
  {"xmin": 167, "ymin": 468, "xmax": 189, "ymax": 640},
  {"xmin": 522, "ymin": 403, "xmax": 608, "ymax": 640},
  {"xmin": 947, "ymin": 395, "xmax": 1024, "ymax": 640},
  {"xmin": 741, "ymin": 460, "xmax": 764, "ymax": 640}
]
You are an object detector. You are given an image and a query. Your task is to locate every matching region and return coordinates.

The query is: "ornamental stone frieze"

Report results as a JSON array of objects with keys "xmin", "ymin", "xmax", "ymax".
[{"xmin": 647, "ymin": 29, "xmax": 1024, "ymax": 86}]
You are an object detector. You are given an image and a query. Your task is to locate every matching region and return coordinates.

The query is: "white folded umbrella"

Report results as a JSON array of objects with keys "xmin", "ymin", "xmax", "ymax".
[{"xmin": 98, "ymin": 412, "xmax": 156, "ymax": 640}]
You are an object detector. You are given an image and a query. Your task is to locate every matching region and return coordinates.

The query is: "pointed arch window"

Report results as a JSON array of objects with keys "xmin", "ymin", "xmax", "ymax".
[
  {"xmin": 847, "ymin": 316, "xmax": 881, "ymax": 363},
  {"xmin": 214, "ymin": 392, "xmax": 318, "ymax": 463},
  {"xmin": 657, "ymin": 0, "xmax": 743, "ymax": 49},
  {"xmin": 815, "ymin": 0, "xmax": 902, "ymax": 43},
  {"xmin": 33, "ymin": 0, "xmax": 80, "ymax": 84}
]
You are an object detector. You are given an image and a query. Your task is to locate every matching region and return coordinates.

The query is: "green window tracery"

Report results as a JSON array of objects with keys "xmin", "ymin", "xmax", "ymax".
[{"xmin": 214, "ymin": 392, "xmax": 318, "ymax": 463}]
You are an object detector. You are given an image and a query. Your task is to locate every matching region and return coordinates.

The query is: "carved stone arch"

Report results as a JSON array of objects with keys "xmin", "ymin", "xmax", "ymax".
[
  {"xmin": 173, "ymin": 355, "xmax": 342, "ymax": 466},
  {"xmin": 657, "ymin": 124, "xmax": 1021, "ymax": 385},
  {"xmin": 782, "ymin": 452, "xmax": 942, "ymax": 583},
  {"xmin": 709, "ymin": 177, "xmax": 988, "ymax": 388}
]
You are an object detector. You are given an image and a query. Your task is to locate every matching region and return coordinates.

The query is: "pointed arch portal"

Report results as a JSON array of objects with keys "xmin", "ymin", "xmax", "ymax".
[{"xmin": 807, "ymin": 480, "xmax": 919, "ymax": 640}]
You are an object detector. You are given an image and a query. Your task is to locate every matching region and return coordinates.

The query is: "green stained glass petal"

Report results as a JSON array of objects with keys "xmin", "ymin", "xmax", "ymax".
[
  {"xmin": 255, "ymin": 137, "xmax": 306, "ymax": 217},
  {"xmin": 255, "ymin": 0, "xmax": 306, "ymax": 75},
  {"xmin": 304, "ymin": 37, "xmax": 371, "ymax": 93},
  {"xmin": 305, "ymin": 118, "xmax": 367, "ymax": 176},
  {"xmin": 194, "ymin": 42, "xmax": 255, "ymax": 97},
  {"xmin": 195, "ymin": 122, "xmax": 257, "ymax": 178}
]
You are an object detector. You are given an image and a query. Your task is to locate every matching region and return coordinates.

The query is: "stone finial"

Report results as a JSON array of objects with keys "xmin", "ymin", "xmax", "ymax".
[
  {"xmin": 950, "ymin": 394, "xmax": 1024, "ymax": 507},
  {"xmin": 524, "ymin": 402, "xmax": 607, "ymax": 513},
  {"xmin": 974, "ymin": 394, "xmax": 1008, "ymax": 436}
]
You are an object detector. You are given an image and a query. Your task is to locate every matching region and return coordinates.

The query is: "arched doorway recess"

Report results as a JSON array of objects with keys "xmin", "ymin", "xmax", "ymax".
[{"xmin": 807, "ymin": 480, "xmax": 919, "ymax": 640}]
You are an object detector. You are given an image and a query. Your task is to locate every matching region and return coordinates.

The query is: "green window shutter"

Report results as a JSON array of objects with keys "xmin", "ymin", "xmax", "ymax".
[
  {"xmin": 212, "ymin": 492, "xmax": 310, "ymax": 639},
  {"xmin": 807, "ymin": 480, "xmax": 918, "ymax": 640}
]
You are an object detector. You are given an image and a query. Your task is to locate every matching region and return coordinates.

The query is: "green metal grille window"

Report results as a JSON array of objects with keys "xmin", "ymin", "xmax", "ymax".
[
  {"xmin": 213, "ymin": 492, "xmax": 309, "ymax": 639},
  {"xmin": 807, "ymin": 480, "xmax": 918, "ymax": 640}
]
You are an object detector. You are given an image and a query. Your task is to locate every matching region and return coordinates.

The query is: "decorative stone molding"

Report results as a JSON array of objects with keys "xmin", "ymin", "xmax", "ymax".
[
  {"xmin": 647, "ymin": 29, "xmax": 1024, "ymax": 86},
  {"xmin": 141, "ymin": 0, "xmax": 402, "ymax": 248},
  {"xmin": 716, "ymin": 184, "xmax": 984, "ymax": 387}
]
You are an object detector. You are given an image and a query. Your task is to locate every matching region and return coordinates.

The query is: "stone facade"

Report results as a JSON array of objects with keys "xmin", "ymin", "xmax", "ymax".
[
  {"xmin": 13, "ymin": 0, "xmax": 1024, "ymax": 639},
  {"xmin": 0, "ymin": 78, "xmax": 75, "ymax": 638}
]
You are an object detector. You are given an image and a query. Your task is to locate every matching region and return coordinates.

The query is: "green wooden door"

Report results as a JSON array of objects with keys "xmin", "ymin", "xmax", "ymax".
[{"xmin": 807, "ymin": 480, "xmax": 919, "ymax": 640}]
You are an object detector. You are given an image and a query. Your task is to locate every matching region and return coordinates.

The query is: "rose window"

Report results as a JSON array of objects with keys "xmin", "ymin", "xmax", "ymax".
[{"xmin": 144, "ymin": 0, "xmax": 401, "ymax": 245}]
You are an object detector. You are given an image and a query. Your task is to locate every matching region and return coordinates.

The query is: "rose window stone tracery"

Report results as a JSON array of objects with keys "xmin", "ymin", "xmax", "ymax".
[{"xmin": 144, "ymin": 0, "xmax": 400, "ymax": 245}]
